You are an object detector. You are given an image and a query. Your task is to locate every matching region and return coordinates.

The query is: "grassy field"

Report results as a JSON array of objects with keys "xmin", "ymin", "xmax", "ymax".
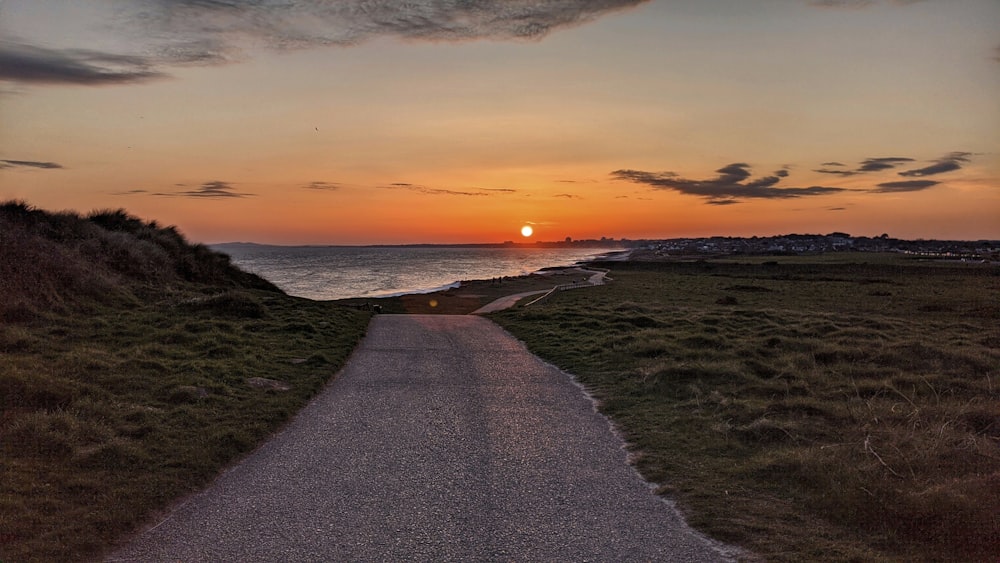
[
  {"xmin": 0, "ymin": 203, "xmax": 371, "ymax": 561},
  {"xmin": 490, "ymin": 257, "xmax": 999, "ymax": 561}
]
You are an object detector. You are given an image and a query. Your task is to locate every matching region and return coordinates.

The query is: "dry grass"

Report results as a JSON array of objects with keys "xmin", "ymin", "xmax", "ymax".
[
  {"xmin": 491, "ymin": 257, "xmax": 1000, "ymax": 561},
  {"xmin": 0, "ymin": 202, "xmax": 371, "ymax": 561}
]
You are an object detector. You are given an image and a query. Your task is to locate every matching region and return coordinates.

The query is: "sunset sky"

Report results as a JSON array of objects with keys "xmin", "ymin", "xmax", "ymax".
[{"xmin": 2, "ymin": 0, "xmax": 998, "ymax": 244}]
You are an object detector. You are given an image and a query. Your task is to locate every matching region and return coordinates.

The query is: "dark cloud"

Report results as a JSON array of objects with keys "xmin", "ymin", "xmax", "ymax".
[
  {"xmin": 554, "ymin": 193, "xmax": 582, "ymax": 199},
  {"xmin": 130, "ymin": 0, "xmax": 649, "ymax": 66},
  {"xmin": 898, "ymin": 152, "xmax": 971, "ymax": 177},
  {"xmin": 813, "ymin": 168, "xmax": 855, "ymax": 176},
  {"xmin": 858, "ymin": 157, "xmax": 914, "ymax": 172},
  {"xmin": 871, "ymin": 179, "xmax": 939, "ymax": 193},
  {"xmin": 814, "ymin": 156, "xmax": 914, "ymax": 176},
  {"xmin": 303, "ymin": 181, "xmax": 340, "ymax": 190},
  {"xmin": 828, "ymin": 207, "xmax": 847, "ymax": 211},
  {"xmin": 0, "ymin": 41, "xmax": 166, "ymax": 86},
  {"xmin": 611, "ymin": 163, "xmax": 845, "ymax": 204},
  {"xmin": 6, "ymin": 2, "xmax": 646, "ymax": 87},
  {"xmin": 0, "ymin": 159, "xmax": 64, "ymax": 169},
  {"xmin": 155, "ymin": 180, "xmax": 253, "ymax": 198},
  {"xmin": 821, "ymin": 162, "xmax": 846, "ymax": 167}
]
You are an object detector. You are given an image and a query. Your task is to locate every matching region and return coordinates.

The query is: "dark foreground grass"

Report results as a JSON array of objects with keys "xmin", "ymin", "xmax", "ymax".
[
  {"xmin": 0, "ymin": 202, "xmax": 371, "ymax": 561},
  {"xmin": 491, "ymin": 257, "xmax": 999, "ymax": 561}
]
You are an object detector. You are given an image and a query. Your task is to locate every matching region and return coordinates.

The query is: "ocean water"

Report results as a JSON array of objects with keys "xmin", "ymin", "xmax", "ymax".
[{"xmin": 214, "ymin": 244, "xmax": 619, "ymax": 301}]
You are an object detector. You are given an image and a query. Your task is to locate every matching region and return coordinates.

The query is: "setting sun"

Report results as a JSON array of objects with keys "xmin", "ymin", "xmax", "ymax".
[{"xmin": 521, "ymin": 225, "xmax": 533, "ymax": 238}]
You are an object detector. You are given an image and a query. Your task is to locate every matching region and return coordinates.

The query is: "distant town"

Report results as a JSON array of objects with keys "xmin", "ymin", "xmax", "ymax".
[
  {"xmin": 222, "ymin": 234, "xmax": 1000, "ymax": 262},
  {"xmin": 506, "ymin": 233, "xmax": 1000, "ymax": 262}
]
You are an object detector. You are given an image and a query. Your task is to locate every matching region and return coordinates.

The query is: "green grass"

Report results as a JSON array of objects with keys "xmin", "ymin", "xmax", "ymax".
[
  {"xmin": 0, "ymin": 202, "xmax": 371, "ymax": 561},
  {"xmin": 491, "ymin": 259, "xmax": 1000, "ymax": 561}
]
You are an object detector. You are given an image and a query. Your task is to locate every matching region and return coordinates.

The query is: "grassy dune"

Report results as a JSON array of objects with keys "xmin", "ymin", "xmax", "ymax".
[
  {"xmin": 0, "ymin": 202, "xmax": 371, "ymax": 561},
  {"xmin": 491, "ymin": 258, "xmax": 999, "ymax": 561}
]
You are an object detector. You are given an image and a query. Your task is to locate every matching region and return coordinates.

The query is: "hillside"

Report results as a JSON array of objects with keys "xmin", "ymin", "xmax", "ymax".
[
  {"xmin": 0, "ymin": 201, "xmax": 371, "ymax": 561},
  {"xmin": 0, "ymin": 200, "xmax": 280, "ymax": 320}
]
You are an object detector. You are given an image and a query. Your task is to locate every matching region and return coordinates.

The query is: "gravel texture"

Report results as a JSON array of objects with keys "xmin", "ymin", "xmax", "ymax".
[{"xmin": 109, "ymin": 315, "xmax": 737, "ymax": 562}]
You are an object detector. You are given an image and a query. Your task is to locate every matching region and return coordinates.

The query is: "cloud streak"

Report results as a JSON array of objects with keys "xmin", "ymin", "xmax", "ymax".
[
  {"xmin": 155, "ymin": 181, "xmax": 253, "ymax": 198},
  {"xmin": 381, "ymin": 183, "xmax": 514, "ymax": 197},
  {"xmin": 898, "ymin": 152, "xmax": 971, "ymax": 177},
  {"xmin": 871, "ymin": 180, "xmax": 940, "ymax": 193},
  {"xmin": 815, "ymin": 152, "xmax": 973, "ymax": 181},
  {"xmin": 814, "ymin": 156, "xmax": 914, "ymax": 176},
  {"xmin": 0, "ymin": 159, "xmax": 64, "ymax": 169},
  {"xmin": 611, "ymin": 163, "xmax": 845, "ymax": 204},
  {"xmin": 303, "ymin": 181, "xmax": 341, "ymax": 191},
  {"xmin": 0, "ymin": 41, "xmax": 167, "ymax": 86}
]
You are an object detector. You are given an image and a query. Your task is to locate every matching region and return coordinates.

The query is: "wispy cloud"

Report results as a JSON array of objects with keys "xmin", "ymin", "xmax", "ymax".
[
  {"xmin": 871, "ymin": 179, "xmax": 940, "ymax": 193},
  {"xmin": 302, "ymin": 181, "xmax": 340, "ymax": 191},
  {"xmin": 0, "ymin": 41, "xmax": 167, "ymax": 86},
  {"xmin": 155, "ymin": 180, "xmax": 253, "ymax": 198},
  {"xmin": 554, "ymin": 193, "xmax": 583, "ymax": 199},
  {"xmin": 0, "ymin": 158, "xmax": 64, "ymax": 169},
  {"xmin": 130, "ymin": 1, "xmax": 649, "ymax": 66},
  {"xmin": 611, "ymin": 163, "xmax": 845, "ymax": 205},
  {"xmin": 898, "ymin": 152, "xmax": 972, "ymax": 177},
  {"xmin": 381, "ymin": 183, "xmax": 510, "ymax": 197},
  {"xmin": 814, "ymin": 156, "xmax": 914, "ymax": 176}
]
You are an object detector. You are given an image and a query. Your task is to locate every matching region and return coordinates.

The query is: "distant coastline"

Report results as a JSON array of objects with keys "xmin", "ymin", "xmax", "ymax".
[
  {"xmin": 212, "ymin": 244, "xmax": 615, "ymax": 301},
  {"xmin": 214, "ymin": 233, "xmax": 999, "ymax": 263},
  {"xmin": 213, "ymin": 240, "xmax": 626, "ymax": 250}
]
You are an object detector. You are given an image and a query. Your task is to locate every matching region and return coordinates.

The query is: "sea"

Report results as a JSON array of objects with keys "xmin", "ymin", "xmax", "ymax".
[{"xmin": 213, "ymin": 244, "xmax": 622, "ymax": 301}]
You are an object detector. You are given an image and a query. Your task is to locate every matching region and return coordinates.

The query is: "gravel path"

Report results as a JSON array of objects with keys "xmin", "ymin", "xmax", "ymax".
[
  {"xmin": 471, "ymin": 268, "xmax": 608, "ymax": 315},
  {"xmin": 109, "ymin": 315, "xmax": 736, "ymax": 562}
]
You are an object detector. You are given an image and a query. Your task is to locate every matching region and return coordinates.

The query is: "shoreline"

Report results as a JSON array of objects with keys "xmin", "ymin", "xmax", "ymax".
[
  {"xmin": 326, "ymin": 252, "xmax": 619, "ymax": 303},
  {"xmin": 333, "ymin": 265, "xmax": 607, "ymax": 315},
  {"xmin": 219, "ymin": 245, "xmax": 619, "ymax": 302}
]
